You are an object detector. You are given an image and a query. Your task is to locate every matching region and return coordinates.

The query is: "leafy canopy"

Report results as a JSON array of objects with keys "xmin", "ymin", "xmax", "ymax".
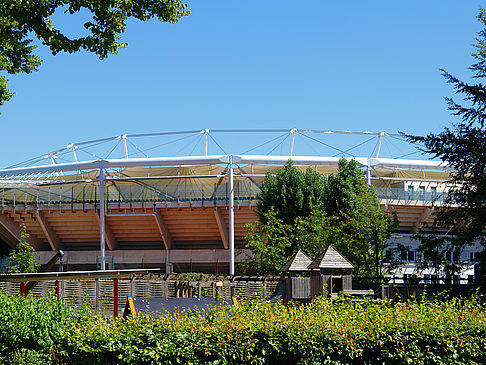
[
  {"xmin": 257, "ymin": 160, "xmax": 327, "ymax": 225},
  {"xmin": 239, "ymin": 208, "xmax": 294, "ymax": 276},
  {"xmin": 242, "ymin": 159, "xmax": 397, "ymax": 277},
  {"xmin": 406, "ymin": 8, "xmax": 486, "ymax": 264},
  {"xmin": 0, "ymin": 0, "xmax": 190, "ymax": 107},
  {"xmin": 6, "ymin": 223, "xmax": 39, "ymax": 273}
]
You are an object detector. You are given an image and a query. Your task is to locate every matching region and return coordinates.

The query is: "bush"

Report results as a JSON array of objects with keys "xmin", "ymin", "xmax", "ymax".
[
  {"xmin": 0, "ymin": 291, "xmax": 76, "ymax": 364},
  {"xmin": 60, "ymin": 296, "xmax": 486, "ymax": 364},
  {"xmin": 0, "ymin": 290, "xmax": 485, "ymax": 364}
]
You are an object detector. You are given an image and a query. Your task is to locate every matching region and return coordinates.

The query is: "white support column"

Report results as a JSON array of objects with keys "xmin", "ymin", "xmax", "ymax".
[
  {"xmin": 228, "ymin": 159, "xmax": 235, "ymax": 275},
  {"xmin": 70, "ymin": 144, "xmax": 80, "ymax": 175},
  {"xmin": 47, "ymin": 153, "xmax": 63, "ymax": 176},
  {"xmin": 289, "ymin": 128, "xmax": 298, "ymax": 157},
  {"xmin": 99, "ymin": 168, "xmax": 106, "ymax": 271},
  {"xmin": 166, "ymin": 249, "xmax": 171, "ymax": 273},
  {"xmin": 204, "ymin": 130, "xmax": 208, "ymax": 156},
  {"xmin": 201, "ymin": 129, "xmax": 209, "ymax": 156},
  {"xmin": 68, "ymin": 144, "xmax": 78, "ymax": 162},
  {"xmin": 375, "ymin": 132, "xmax": 385, "ymax": 158},
  {"xmin": 366, "ymin": 169, "xmax": 371, "ymax": 185},
  {"xmin": 122, "ymin": 135, "xmax": 128, "ymax": 159}
]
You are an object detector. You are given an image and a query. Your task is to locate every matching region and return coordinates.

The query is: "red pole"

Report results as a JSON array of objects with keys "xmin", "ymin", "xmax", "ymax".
[
  {"xmin": 113, "ymin": 278, "xmax": 119, "ymax": 318},
  {"xmin": 55, "ymin": 280, "xmax": 59, "ymax": 300},
  {"xmin": 20, "ymin": 282, "xmax": 25, "ymax": 296}
]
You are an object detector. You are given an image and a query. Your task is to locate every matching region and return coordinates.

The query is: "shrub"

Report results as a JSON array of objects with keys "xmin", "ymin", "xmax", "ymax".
[
  {"xmin": 0, "ymin": 291, "xmax": 76, "ymax": 364},
  {"xmin": 60, "ymin": 296, "xmax": 486, "ymax": 364},
  {"xmin": 0, "ymin": 290, "xmax": 485, "ymax": 364}
]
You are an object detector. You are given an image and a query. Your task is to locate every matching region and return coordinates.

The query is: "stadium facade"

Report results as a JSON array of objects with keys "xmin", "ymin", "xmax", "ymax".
[{"xmin": 0, "ymin": 129, "xmax": 479, "ymax": 282}]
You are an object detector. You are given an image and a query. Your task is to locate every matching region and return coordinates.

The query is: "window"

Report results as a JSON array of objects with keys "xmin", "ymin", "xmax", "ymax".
[
  {"xmin": 431, "ymin": 187, "xmax": 437, "ymax": 200},
  {"xmin": 401, "ymin": 250, "xmax": 415, "ymax": 261},
  {"xmin": 419, "ymin": 186, "xmax": 425, "ymax": 201},
  {"xmin": 408, "ymin": 250, "xmax": 415, "ymax": 261},
  {"xmin": 415, "ymin": 252, "xmax": 422, "ymax": 262},
  {"xmin": 470, "ymin": 252, "xmax": 478, "ymax": 262},
  {"xmin": 408, "ymin": 185, "xmax": 414, "ymax": 200},
  {"xmin": 445, "ymin": 251, "xmax": 458, "ymax": 262}
]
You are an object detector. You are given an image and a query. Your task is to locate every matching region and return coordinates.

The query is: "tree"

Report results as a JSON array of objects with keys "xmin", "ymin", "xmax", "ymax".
[
  {"xmin": 0, "ymin": 0, "xmax": 190, "ymax": 107},
  {"xmin": 6, "ymin": 224, "xmax": 40, "ymax": 273},
  {"xmin": 239, "ymin": 208, "xmax": 293, "ymax": 276},
  {"xmin": 257, "ymin": 160, "xmax": 327, "ymax": 225},
  {"xmin": 406, "ymin": 8, "xmax": 486, "ymax": 268},
  {"xmin": 243, "ymin": 159, "xmax": 397, "ymax": 277}
]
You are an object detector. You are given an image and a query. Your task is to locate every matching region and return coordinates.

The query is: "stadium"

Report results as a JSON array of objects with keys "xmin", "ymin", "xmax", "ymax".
[{"xmin": 0, "ymin": 129, "xmax": 474, "ymax": 280}]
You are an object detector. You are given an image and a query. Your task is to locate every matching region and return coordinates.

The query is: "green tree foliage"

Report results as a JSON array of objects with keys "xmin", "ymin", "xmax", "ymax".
[
  {"xmin": 243, "ymin": 159, "xmax": 397, "ymax": 277},
  {"xmin": 0, "ymin": 291, "xmax": 77, "ymax": 364},
  {"xmin": 257, "ymin": 160, "xmax": 327, "ymax": 225},
  {"xmin": 406, "ymin": 9, "xmax": 486, "ymax": 266},
  {"xmin": 0, "ymin": 0, "xmax": 190, "ymax": 107},
  {"xmin": 239, "ymin": 208, "xmax": 293, "ymax": 276},
  {"xmin": 6, "ymin": 224, "xmax": 39, "ymax": 273}
]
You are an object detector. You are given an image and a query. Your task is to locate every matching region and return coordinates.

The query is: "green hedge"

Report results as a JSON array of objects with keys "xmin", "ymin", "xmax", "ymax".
[
  {"xmin": 0, "ymin": 291, "xmax": 485, "ymax": 364},
  {"xmin": 0, "ymin": 291, "xmax": 77, "ymax": 364}
]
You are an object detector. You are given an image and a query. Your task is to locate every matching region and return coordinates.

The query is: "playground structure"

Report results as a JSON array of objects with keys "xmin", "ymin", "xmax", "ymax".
[
  {"xmin": 278, "ymin": 246, "xmax": 369, "ymax": 304},
  {"xmin": 308, "ymin": 246, "xmax": 354, "ymax": 297}
]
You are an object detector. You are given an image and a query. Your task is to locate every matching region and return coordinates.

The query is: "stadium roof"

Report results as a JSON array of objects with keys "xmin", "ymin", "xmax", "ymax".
[{"xmin": 0, "ymin": 129, "xmax": 450, "ymax": 183}]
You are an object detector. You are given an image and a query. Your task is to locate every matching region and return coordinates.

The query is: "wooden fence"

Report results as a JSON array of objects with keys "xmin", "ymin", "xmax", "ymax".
[{"xmin": 0, "ymin": 278, "xmax": 278, "ymax": 317}]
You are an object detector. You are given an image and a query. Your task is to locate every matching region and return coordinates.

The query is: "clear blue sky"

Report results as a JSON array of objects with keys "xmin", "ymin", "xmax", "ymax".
[{"xmin": 0, "ymin": 1, "xmax": 483, "ymax": 167}]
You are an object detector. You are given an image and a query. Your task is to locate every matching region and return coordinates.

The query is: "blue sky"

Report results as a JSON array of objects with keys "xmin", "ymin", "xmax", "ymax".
[{"xmin": 0, "ymin": 1, "xmax": 483, "ymax": 167}]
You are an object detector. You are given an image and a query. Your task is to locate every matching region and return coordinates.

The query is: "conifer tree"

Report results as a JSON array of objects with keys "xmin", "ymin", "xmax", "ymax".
[{"xmin": 406, "ymin": 9, "xmax": 486, "ymax": 266}]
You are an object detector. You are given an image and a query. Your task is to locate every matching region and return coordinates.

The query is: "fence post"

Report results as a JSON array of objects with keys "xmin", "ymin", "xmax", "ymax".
[
  {"xmin": 20, "ymin": 282, "xmax": 25, "ymax": 296},
  {"xmin": 55, "ymin": 280, "xmax": 59, "ymax": 300},
  {"xmin": 95, "ymin": 280, "xmax": 99, "ymax": 313},
  {"xmin": 113, "ymin": 278, "xmax": 119, "ymax": 318}
]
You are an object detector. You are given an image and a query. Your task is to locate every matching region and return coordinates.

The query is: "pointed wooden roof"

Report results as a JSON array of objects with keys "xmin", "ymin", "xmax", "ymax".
[
  {"xmin": 307, "ymin": 245, "xmax": 354, "ymax": 270},
  {"xmin": 279, "ymin": 250, "xmax": 312, "ymax": 272}
]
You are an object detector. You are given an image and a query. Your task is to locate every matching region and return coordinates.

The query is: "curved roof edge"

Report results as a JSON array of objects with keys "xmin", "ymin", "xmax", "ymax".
[{"xmin": 0, "ymin": 154, "xmax": 450, "ymax": 178}]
